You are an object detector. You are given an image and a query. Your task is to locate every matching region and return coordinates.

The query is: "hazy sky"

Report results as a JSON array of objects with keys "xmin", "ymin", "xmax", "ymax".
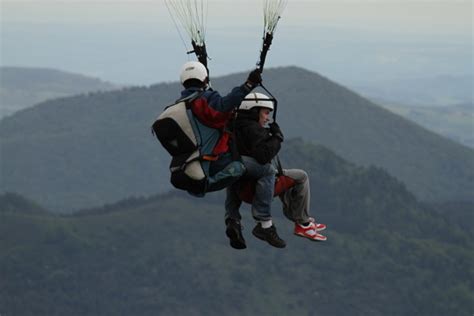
[{"xmin": 1, "ymin": 0, "xmax": 472, "ymax": 85}]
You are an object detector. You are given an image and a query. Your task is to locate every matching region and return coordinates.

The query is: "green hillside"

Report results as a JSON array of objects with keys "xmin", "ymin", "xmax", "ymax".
[
  {"xmin": 1, "ymin": 141, "xmax": 472, "ymax": 315},
  {"xmin": 0, "ymin": 192, "xmax": 48, "ymax": 215},
  {"xmin": 0, "ymin": 66, "xmax": 118, "ymax": 118},
  {"xmin": 0, "ymin": 67, "xmax": 473, "ymax": 212}
]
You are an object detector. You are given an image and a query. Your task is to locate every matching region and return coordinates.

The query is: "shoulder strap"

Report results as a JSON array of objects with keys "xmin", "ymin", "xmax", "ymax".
[
  {"xmin": 230, "ymin": 113, "xmax": 240, "ymax": 161},
  {"xmin": 164, "ymin": 91, "xmax": 204, "ymax": 111},
  {"xmin": 177, "ymin": 90, "xmax": 204, "ymax": 104}
]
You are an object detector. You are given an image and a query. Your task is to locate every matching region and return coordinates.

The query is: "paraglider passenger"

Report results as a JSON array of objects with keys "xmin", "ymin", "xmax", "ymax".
[{"xmin": 225, "ymin": 93, "xmax": 327, "ymax": 249}]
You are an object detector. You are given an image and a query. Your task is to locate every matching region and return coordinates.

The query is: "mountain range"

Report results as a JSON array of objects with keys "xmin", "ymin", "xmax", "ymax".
[
  {"xmin": 1, "ymin": 139, "xmax": 472, "ymax": 315},
  {"xmin": 0, "ymin": 66, "xmax": 119, "ymax": 118},
  {"xmin": 349, "ymin": 74, "xmax": 473, "ymax": 107},
  {"xmin": 378, "ymin": 101, "xmax": 474, "ymax": 148},
  {"xmin": 0, "ymin": 66, "xmax": 473, "ymax": 212}
]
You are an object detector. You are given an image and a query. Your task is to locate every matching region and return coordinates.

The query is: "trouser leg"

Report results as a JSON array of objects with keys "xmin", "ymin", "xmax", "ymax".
[
  {"xmin": 279, "ymin": 169, "xmax": 311, "ymax": 224},
  {"xmin": 225, "ymin": 181, "xmax": 242, "ymax": 221},
  {"xmin": 241, "ymin": 156, "xmax": 276, "ymax": 222},
  {"xmin": 251, "ymin": 164, "xmax": 276, "ymax": 221}
]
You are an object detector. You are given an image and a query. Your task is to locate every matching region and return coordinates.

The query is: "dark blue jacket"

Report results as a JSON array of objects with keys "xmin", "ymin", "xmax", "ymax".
[{"xmin": 178, "ymin": 84, "xmax": 252, "ymax": 158}]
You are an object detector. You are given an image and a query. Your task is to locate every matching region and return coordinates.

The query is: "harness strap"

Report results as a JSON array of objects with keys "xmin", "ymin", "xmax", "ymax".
[
  {"xmin": 258, "ymin": 83, "xmax": 284, "ymax": 176},
  {"xmin": 275, "ymin": 155, "xmax": 284, "ymax": 176},
  {"xmin": 229, "ymin": 112, "xmax": 240, "ymax": 161},
  {"xmin": 202, "ymin": 155, "xmax": 219, "ymax": 161},
  {"xmin": 173, "ymin": 154, "xmax": 218, "ymax": 172},
  {"xmin": 176, "ymin": 90, "xmax": 203, "ymax": 105}
]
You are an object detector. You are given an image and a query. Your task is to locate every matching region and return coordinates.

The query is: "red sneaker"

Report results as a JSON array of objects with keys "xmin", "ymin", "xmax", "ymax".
[
  {"xmin": 294, "ymin": 223, "xmax": 327, "ymax": 241},
  {"xmin": 308, "ymin": 217, "xmax": 326, "ymax": 231}
]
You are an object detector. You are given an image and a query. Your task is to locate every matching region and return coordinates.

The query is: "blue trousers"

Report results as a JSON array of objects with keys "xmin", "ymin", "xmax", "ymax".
[{"xmin": 225, "ymin": 156, "xmax": 277, "ymax": 221}]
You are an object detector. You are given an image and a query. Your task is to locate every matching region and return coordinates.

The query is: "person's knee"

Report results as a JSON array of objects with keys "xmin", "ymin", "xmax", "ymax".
[
  {"xmin": 286, "ymin": 168, "xmax": 308, "ymax": 183},
  {"xmin": 299, "ymin": 170, "xmax": 308, "ymax": 182},
  {"xmin": 291, "ymin": 168, "xmax": 307, "ymax": 177},
  {"xmin": 262, "ymin": 163, "xmax": 277, "ymax": 176}
]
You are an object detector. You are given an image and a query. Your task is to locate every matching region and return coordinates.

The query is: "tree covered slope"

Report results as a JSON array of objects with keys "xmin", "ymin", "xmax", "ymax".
[
  {"xmin": 1, "ymin": 140, "xmax": 472, "ymax": 315},
  {"xmin": 1, "ymin": 67, "xmax": 472, "ymax": 212}
]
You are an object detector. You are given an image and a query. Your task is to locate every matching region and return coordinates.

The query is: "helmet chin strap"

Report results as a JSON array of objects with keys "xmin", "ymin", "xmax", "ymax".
[{"xmin": 204, "ymin": 77, "xmax": 213, "ymax": 91}]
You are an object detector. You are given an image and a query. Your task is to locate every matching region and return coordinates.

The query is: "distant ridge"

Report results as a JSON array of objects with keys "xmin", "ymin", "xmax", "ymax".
[
  {"xmin": 0, "ymin": 192, "xmax": 48, "ymax": 214},
  {"xmin": 350, "ymin": 74, "xmax": 473, "ymax": 107},
  {"xmin": 375, "ymin": 101, "xmax": 474, "ymax": 148},
  {"xmin": 0, "ymin": 66, "xmax": 472, "ymax": 211},
  {"xmin": 0, "ymin": 66, "xmax": 119, "ymax": 118}
]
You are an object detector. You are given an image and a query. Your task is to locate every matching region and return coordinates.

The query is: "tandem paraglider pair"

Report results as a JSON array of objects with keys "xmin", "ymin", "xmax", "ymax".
[
  {"xmin": 152, "ymin": 0, "xmax": 327, "ymax": 249},
  {"xmin": 152, "ymin": 62, "xmax": 327, "ymax": 249}
]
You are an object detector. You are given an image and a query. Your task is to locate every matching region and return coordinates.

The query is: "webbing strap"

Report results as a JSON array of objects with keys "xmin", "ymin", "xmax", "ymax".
[
  {"xmin": 258, "ymin": 83, "xmax": 283, "ymax": 175},
  {"xmin": 202, "ymin": 155, "xmax": 218, "ymax": 161},
  {"xmin": 259, "ymin": 83, "xmax": 278, "ymax": 120},
  {"xmin": 230, "ymin": 112, "xmax": 240, "ymax": 161},
  {"xmin": 275, "ymin": 155, "xmax": 284, "ymax": 176},
  {"xmin": 174, "ymin": 154, "xmax": 216, "ymax": 172}
]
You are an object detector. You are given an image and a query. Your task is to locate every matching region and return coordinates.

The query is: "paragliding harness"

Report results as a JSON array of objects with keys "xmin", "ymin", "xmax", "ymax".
[{"xmin": 151, "ymin": 91, "xmax": 245, "ymax": 196}]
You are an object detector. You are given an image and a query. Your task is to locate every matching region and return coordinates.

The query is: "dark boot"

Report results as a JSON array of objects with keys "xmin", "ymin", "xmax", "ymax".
[
  {"xmin": 252, "ymin": 223, "xmax": 286, "ymax": 248},
  {"xmin": 225, "ymin": 218, "xmax": 246, "ymax": 249}
]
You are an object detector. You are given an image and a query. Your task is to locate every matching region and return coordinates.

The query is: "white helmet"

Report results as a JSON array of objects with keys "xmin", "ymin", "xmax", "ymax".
[
  {"xmin": 179, "ymin": 61, "xmax": 208, "ymax": 84},
  {"xmin": 239, "ymin": 92, "xmax": 274, "ymax": 111}
]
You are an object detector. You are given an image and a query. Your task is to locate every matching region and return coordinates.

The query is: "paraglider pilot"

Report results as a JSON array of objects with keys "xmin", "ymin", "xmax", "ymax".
[{"xmin": 177, "ymin": 61, "xmax": 262, "ymax": 190}]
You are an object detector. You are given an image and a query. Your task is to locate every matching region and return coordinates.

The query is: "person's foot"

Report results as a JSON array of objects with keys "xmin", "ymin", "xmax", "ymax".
[
  {"xmin": 225, "ymin": 218, "xmax": 246, "ymax": 249},
  {"xmin": 252, "ymin": 223, "xmax": 286, "ymax": 248},
  {"xmin": 308, "ymin": 217, "xmax": 327, "ymax": 231},
  {"xmin": 294, "ymin": 222, "xmax": 327, "ymax": 241}
]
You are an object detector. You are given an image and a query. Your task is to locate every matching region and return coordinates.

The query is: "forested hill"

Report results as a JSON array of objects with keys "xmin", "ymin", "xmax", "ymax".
[
  {"xmin": 0, "ymin": 192, "xmax": 48, "ymax": 215},
  {"xmin": 0, "ymin": 66, "xmax": 118, "ymax": 118},
  {"xmin": 1, "ymin": 139, "xmax": 472, "ymax": 315},
  {"xmin": 1, "ymin": 66, "xmax": 473, "ymax": 212}
]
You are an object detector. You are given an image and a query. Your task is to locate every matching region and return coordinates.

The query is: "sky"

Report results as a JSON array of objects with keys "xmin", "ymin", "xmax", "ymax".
[{"xmin": 1, "ymin": 0, "xmax": 472, "ymax": 86}]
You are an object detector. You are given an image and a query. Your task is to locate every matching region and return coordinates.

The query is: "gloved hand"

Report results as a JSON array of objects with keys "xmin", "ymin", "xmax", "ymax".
[
  {"xmin": 269, "ymin": 122, "xmax": 284, "ymax": 142},
  {"xmin": 246, "ymin": 69, "xmax": 262, "ymax": 88}
]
